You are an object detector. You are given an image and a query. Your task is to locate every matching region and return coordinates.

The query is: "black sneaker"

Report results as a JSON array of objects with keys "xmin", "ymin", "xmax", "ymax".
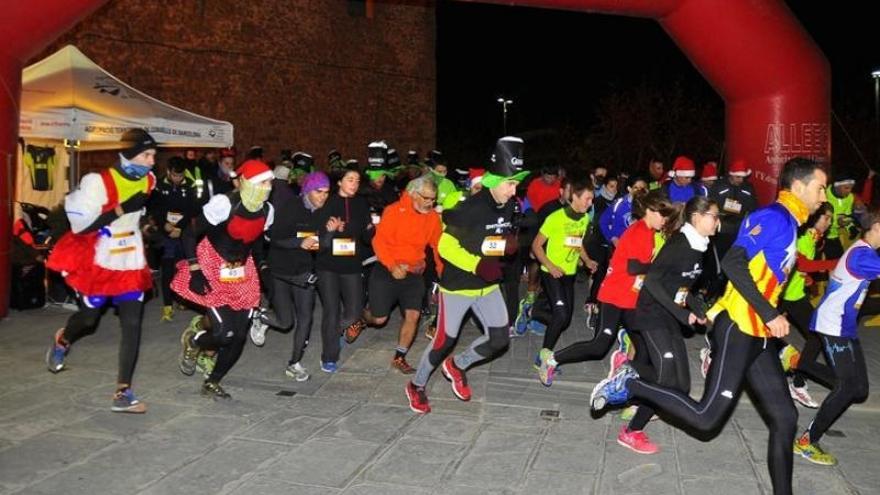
[
  {"xmin": 179, "ymin": 325, "xmax": 199, "ymax": 376},
  {"xmin": 201, "ymin": 380, "xmax": 231, "ymax": 400}
]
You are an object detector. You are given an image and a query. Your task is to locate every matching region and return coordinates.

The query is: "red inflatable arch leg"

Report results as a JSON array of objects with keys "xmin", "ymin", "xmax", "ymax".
[
  {"xmin": 0, "ymin": 0, "xmax": 108, "ymax": 317},
  {"xmin": 465, "ymin": 0, "xmax": 831, "ymax": 204}
]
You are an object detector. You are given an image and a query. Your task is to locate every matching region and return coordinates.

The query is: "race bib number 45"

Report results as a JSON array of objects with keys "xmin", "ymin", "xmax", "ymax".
[
  {"xmin": 481, "ymin": 236, "xmax": 506, "ymax": 256},
  {"xmin": 219, "ymin": 263, "xmax": 246, "ymax": 283}
]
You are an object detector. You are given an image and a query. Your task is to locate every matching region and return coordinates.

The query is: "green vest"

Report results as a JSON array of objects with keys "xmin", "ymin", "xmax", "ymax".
[
  {"xmin": 826, "ymin": 189, "xmax": 853, "ymax": 240},
  {"xmin": 539, "ymin": 208, "xmax": 590, "ymax": 275},
  {"xmin": 783, "ymin": 230, "xmax": 817, "ymax": 302}
]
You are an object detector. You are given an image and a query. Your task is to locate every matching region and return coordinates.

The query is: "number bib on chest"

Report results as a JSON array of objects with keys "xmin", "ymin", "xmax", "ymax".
[
  {"xmin": 371, "ymin": 214, "xmax": 381, "ymax": 225},
  {"xmin": 481, "ymin": 236, "xmax": 506, "ymax": 256},
  {"xmin": 632, "ymin": 275, "xmax": 645, "ymax": 292},
  {"xmin": 219, "ymin": 262, "xmax": 246, "ymax": 283},
  {"xmin": 723, "ymin": 198, "xmax": 742, "ymax": 214},
  {"xmin": 674, "ymin": 287, "xmax": 689, "ymax": 307},
  {"xmin": 166, "ymin": 211, "xmax": 184, "ymax": 224},
  {"xmin": 564, "ymin": 235, "xmax": 583, "ymax": 249},
  {"xmin": 333, "ymin": 238, "xmax": 356, "ymax": 256}
]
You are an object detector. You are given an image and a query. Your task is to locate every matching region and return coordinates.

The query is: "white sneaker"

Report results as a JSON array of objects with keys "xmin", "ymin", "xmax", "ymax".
[
  {"xmin": 249, "ymin": 315, "xmax": 268, "ymax": 347},
  {"xmin": 789, "ymin": 379, "xmax": 819, "ymax": 408},
  {"xmin": 285, "ymin": 362, "xmax": 310, "ymax": 382}
]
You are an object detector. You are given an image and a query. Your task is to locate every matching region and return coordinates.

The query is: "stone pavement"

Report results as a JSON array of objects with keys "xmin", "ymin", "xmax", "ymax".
[{"xmin": 1, "ymin": 287, "xmax": 879, "ymax": 494}]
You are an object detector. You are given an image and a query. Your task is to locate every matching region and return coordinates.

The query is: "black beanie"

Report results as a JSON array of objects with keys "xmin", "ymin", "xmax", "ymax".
[
  {"xmin": 121, "ymin": 128, "xmax": 158, "ymax": 160},
  {"xmin": 367, "ymin": 141, "xmax": 388, "ymax": 170},
  {"xmin": 293, "ymin": 152, "xmax": 314, "ymax": 172},
  {"xmin": 387, "ymin": 148, "xmax": 401, "ymax": 167}
]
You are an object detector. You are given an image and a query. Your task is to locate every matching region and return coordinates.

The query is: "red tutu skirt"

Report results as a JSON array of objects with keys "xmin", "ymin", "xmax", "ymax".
[
  {"xmin": 171, "ymin": 239, "xmax": 260, "ymax": 310},
  {"xmin": 47, "ymin": 231, "xmax": 152, "ymax": 296}
]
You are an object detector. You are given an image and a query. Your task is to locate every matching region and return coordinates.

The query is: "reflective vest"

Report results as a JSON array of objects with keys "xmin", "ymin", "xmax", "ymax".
[
  {"xmin": 826, "ymin": 189, "xmax": 854, "ymax": 240},
  {"xmin": 24, "ymin": 145, "xmax": 56, "ymax": 191}
]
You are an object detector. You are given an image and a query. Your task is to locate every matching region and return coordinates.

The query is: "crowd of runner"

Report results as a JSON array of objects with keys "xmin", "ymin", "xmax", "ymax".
[{"xmin": 42, "ymin": 129, "xmax": 880, "ymax": 495}]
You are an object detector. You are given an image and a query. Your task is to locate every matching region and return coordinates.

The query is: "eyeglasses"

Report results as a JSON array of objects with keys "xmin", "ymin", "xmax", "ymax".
[
  {"xmin": 415, "ymin": 191, "xmax": 437, "ymax": 203},
  {"xmin": 702, "ymin": 211, "xmax": 720, "ymax": 220}
]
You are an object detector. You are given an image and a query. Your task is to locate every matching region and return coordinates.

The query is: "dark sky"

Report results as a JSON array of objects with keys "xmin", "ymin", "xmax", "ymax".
[{"xmin": 436, "ymin": 1, "xmax": 880, "ymax": 164}]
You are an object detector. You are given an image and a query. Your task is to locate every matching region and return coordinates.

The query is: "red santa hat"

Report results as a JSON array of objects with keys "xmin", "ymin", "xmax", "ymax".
[
  {"xmin": 469, "ymin": 167, "xmax": 486, "ymax": 186},
  {"xmin": 728, "ymin": 159, "xmax": 751, "ymax": 177},
  {"xmin": 236, "ymin": 159, "xmax": 274, "ymax": 184},
  {"xmin": 701, "ymin": 161, "xmax": 718, "ymax": 181},
  {"xmin": 670, "ymin": 156, "xmax": 696, "ymax": 178}
]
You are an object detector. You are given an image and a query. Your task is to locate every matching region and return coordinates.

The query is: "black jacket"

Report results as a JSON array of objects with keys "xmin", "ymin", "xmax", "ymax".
[
  {"xmin": 267, "ymin": 195, "xmax": 321, "ymax": 277},
  {"xmin": 149, "ymin": 177, "xmax": 198, "ymax": 237},
  {"xmin": 315, "ymin": 193, "xmax": 373, "ymax": 274}
]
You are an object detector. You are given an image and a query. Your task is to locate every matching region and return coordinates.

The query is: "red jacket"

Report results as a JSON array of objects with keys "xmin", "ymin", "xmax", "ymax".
[
  {"xmin": 597, "ymin": 220, "xmax": 656, "ymax": 309},
  {"xmin": 527, "ymin": 178, "xmax": 561, "ymax": 212},
  {"xmin": 372, "ymin": 194, "xmax": 443, "ymax": 274}
]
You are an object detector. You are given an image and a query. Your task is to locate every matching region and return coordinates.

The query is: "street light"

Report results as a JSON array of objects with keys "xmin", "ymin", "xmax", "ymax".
[{"xmin": 497, "ymin": 97, "xmax": 514, "ymax": 135}]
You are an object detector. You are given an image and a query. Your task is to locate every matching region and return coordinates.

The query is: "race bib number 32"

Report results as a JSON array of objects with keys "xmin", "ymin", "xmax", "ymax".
[{"xmin": 481, "ymin": 236, "xmax": 506, "ymax": 256}]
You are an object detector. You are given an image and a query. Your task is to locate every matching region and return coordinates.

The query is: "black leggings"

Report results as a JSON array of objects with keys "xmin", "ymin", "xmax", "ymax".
[
  {"xmin": 195, "ymin": 306, "xmax": 252, "ymax": 382},
  {"xmin": 316, "ymin": 270, "xmax": 363, "ymax": 363},
  {"xmin": 263, "ymin": 275, "xmax": 316, "ymax": 365},
  {"xmin": 502, "ymin": 254, "xmax": 523, "ymax": 326},
  {"xmin": 554, "ymin": 302, "xmax": 625, "ymax": 364},
  {"xmin": 778, "ymin": 297, "xmax": 832, "ymax": 387},
  {"xmin": 63, "ymin": 296, "xmax": 144, "ymax": 385},
  {"xmin": 807, "ymin": 335, "xmax": 868, "ymax": 443},
  {"xmin": 533, "ymin": 273, "xmax": 575, "ymax": 351},
  {"xmin": 627, "ymin": 315, "xmax": 690, "ymax": 432},
  {"xmin": 629, "ymin": 312, "xmax": 797, "ymax": 495}
]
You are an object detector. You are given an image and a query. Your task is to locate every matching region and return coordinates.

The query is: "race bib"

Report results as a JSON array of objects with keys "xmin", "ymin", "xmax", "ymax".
[
  {"xmin": 219, "ymin": 263, "xmax": 246, "ymax": 283},
  {"xmin": 723, "ymin": 198, "xmax": 742, "ymax": 214},
  {"xmin": 166, "ymin": 211, "xmax": 184, "ymax": 224},
  {"xmin": 333, "ymin": 238, "xmax": 356, "ymax": 256},
  {"xmin": 564, "ymin": 235, "xmax": 583, "ymax": 249},
  {"xmin": 371, "ymin": 213, "xmax": 381, "ymax": 225},
  {"xmin": 632, "ymin": 275, "xmax": 645, "ymax": 292},
  {"xmin": 297, "ymin": 231, "xmax": 319, "ymax": 250},
  {"xmin": 481, "ymin": 236, "xmax": 506, "ymax": 256},
  {"xmin": 674, "ymin": 287, "xmax": 689, "ymax": 307},
  {"xmin": 108, "ymin": 231, "xmax": 137, "ymax": 255}
]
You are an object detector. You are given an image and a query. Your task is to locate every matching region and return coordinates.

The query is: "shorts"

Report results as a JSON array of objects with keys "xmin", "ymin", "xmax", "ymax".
[{"xmin": 368, "ymin": 263, "xmax": 425, "ymax": 318}]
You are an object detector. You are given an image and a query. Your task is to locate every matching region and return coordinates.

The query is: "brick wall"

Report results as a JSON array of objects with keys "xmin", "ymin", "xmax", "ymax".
[{"xmin": 35, "ymin": 0, "xmax": 436, "ymax": 170}]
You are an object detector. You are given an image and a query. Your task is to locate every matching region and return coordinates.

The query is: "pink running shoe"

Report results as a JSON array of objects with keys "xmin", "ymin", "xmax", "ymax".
[
  {"xmin": 608, "ymin": 349, "xmax": 628, "ymax": 379},
  {"xmin": 617, "ymin": 425, "xmax": 659, "ymax": 454}
]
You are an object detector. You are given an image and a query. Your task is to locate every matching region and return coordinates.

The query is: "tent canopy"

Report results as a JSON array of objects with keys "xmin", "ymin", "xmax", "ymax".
[{"xmin": 20, "ymin": 45, "xmax": 233, "ymax": 150}]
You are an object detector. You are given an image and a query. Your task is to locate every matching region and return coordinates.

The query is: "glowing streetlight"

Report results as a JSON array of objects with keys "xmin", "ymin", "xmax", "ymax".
[{"xmin": 497, "ymin": 97, "xmax": 514, "ymax": 134}]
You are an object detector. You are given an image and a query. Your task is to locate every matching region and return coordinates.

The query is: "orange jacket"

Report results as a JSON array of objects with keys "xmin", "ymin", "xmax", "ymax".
[{"xmin": 372, "ymin": 193, "xmax": 443, "ymax": 274}]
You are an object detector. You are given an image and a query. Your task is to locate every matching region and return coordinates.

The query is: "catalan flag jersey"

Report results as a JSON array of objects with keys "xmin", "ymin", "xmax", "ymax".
[
  {"xmin": 708, "ymin": 191, "xmax": 808, "ymax": 337},
  {"xmin": 811, "ymin": 240, "xmax": 880, "ymax": 339}
]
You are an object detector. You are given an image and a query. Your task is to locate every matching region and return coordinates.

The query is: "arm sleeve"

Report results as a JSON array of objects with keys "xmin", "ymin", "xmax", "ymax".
[
  {"xmin": 65, "ymin": 173, "xmax": 110, "ymax": 234},
  {"xmin": 438, "ymin": 231, "xmax": 480, "ymax": 273},
  {"xmin": 609, "ymin": 202, "xmax": 629, "ymax": 240},
  {"xmin": 796, "ymin": 253, "xmax": 838, "ymax": 273},
  {"xmin": 643, "ymin": 240, "xmax": 691, "ymax": 325},
  {"xmin": 599, "ymin": 204, "xmax": 615, "ymax": 242},
  {"xmin": 846, "ymin": 247, "xmax": 880, "ymax": 280},
  {"xmin": 183, "ymin": 215, "xmax": 210, "ymax": 261},
  {"xmin": 721, "ymin": 245, "xmax": 779, "ymax": 323},
  {"xmin": 626, "ymin": 259, "xmax": 651, "ymax": 275}
]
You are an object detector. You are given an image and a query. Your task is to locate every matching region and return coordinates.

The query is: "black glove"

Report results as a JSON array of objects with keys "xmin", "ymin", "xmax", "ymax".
[
  {"xmin": 189, "ymin": 268, "xmax": 210, "ymax": 295},
  {"xmin": 120, "ymin": 192, "xmax": 149, "ymax": 214},
  {"xmin": 475, "ymin": 258, "xmax": 504, "ymax": 282}
]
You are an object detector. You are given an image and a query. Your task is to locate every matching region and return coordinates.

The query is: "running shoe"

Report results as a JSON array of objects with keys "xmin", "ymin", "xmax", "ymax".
[
  {"xmin": 391, "ymin": 355, "xmax": 416, "ymax": 374},
  {"xmin": 285, "ymin": 362, "xmax": 310, "ymax": 382},
  {"xmin": 249, "ymin": 312, "xmax": 268, "ymax": 347},
  {"xmin": 196, "ymin": 352, "xmax": 216, "ymax": 379},
  {"xmin": 779, "ymin": 344, "xmax": 801, "ymax": 373},
  {"xmin": 528, "ymin": 319, "xmax": 547, "ymax": 336},
  {"xmin": 591, "ymin": 363, "xmax": 638, "ymax": 411},
  {"xmin": 441, "ymin": 357, "xmax": 471, "ymax": 401},
  {"xmin": 424, "ymin": 323, "xmax": 437, "ymax": 341},
  {"xmin": 617, "ymin": 328, "xmax": 634, "ymax": 361},
  {"xmin": 46, "ymin": 328, "xmax": 69, "ymax": 373},
  {"xmin": 617, "ymin": 425, "xmax": 659, "ymax": 454},
  {"xmin": 537, "ymin": 348, "xmax": 557, "ymax": 387},
  {"xmin": 201, "ymin": 380, "xmax": 231, "ymax": 400},
  {"xmin": 321, "ymin": 361, "xmax": 338, "ymax": 373},
  {"xmin": 405, "ymin": 381, "xmax": 431, "ymax": 414},
  {"xmin": 179, "ymin": 325, "xmax": 199, "ymax": 376},
  {"xmin": 160, "ymin": 305, "xmax": 174, "ymax": 323},
  {"xmin": 344, "ymin": 319, "xmax": 367, "ymax": 344},
  {"xmin": 420, "ymin": 313, "xmax": 437, "ymax": 340},
  {"xmin": 513, "ymin": 297, "xmax": 531, "ymax": 337},
  {"xmin": 699, "ymin": 347, "xmax": 712, "ymax": 379},
  {"xmin": 586, "ymin": 303, "xmax": 599, "ymax": 331},
  {"xmin": 794, "ymin": 433, "xmax": 837, "ymax": 465},
  {"xmin": 111, "ymin": 387, "xmax": 147, "ymax": 413},
  {"xmin": 788, "ymin": 379, "xmax": 819, "ymax": 408},
  {"xmin": 608, "ymin": 349, "xmax": 628, "ymax": 379}
]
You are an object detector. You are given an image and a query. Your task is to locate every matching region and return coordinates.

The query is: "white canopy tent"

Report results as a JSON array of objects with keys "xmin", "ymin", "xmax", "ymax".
[{"xmin": 16, "ymin": 45, "xmax": 233, "ymax": 210}]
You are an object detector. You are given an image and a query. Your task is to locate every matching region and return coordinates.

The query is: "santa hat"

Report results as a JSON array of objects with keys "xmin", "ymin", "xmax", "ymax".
[
  {"xmin": 728, "ymin": 159, "xmax": 751, "ymax": 177},
  {"xmin": 469, "ymin": 167, "xmax": 486, "ymax": 186},
  {"xmin": 701, "ymin": 161, "xmax": 718, "ymax": 181},
  {"xmin": 219, "ymin": 147, "xmax": 236, "ymax": 158},
  {"xmin": 670, "ymin": 156, "xmax": 696, "ymax": 178},
  {"xmin": 236, "ymin": 159, "xmax": 274, "ymax": 184}
]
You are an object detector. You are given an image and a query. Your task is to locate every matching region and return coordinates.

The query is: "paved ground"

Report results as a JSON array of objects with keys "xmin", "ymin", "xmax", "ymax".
[{"xmin": 1, "ymin": 286, "xmax": 879, "ymax": 494}]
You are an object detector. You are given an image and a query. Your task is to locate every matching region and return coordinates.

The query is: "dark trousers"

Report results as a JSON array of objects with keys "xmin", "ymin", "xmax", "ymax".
[
  {"xmin": 195, "ymin": 305, "xmax": 252, "ymax": 382},
  {"xmin": 263, "ymin": 275, "xmax": 316, "ymax": 365},
  {"xmin": 316, "ymin": 271, "xmax": 363, "ymax": 363},
  {"xmin": 807, "ymin": 335, "xmax": 868, "ymax": 443}
]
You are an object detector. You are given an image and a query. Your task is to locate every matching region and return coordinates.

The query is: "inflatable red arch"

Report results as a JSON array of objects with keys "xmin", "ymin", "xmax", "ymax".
[{"xmin": 0, "ymin": 0, "xmax": 829, "ymax": 316}]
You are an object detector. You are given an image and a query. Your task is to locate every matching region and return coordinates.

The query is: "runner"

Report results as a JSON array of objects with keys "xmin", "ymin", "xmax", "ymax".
[
  {"xmin": 356, "ymin": 174, "xmax": 443, "ymax": 373},
  {"xmin": 46, "ymin": 129, "xmax": 158, "ymax": 413},
  {"xmin": 794, "ymin": 209, "xmax": 880, "ymax": 466},
  {"xmin": 616, "ymin": 196, "xmax": 717, "ymax": 455},
  {"xmin": 530, "ymin": 176, "xmax": 598, "ymax": 354},
  {"xmin": 252, "ymin": 172, "xmax": 331, "ymax": 382},
  {"xmin": 537, "ymin": 190, "xmax": 677, "ymax": 386},
  {"xmin": 173, "ymin": 160, "xmax": 275, "ymax": 399},
  {"xmin": 591, "ymin": 157, "xmax": 828, "ymax": 495},
  {"xmin": 405, "ymin": 136, "xmax": 529, "ymax": 414}
]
